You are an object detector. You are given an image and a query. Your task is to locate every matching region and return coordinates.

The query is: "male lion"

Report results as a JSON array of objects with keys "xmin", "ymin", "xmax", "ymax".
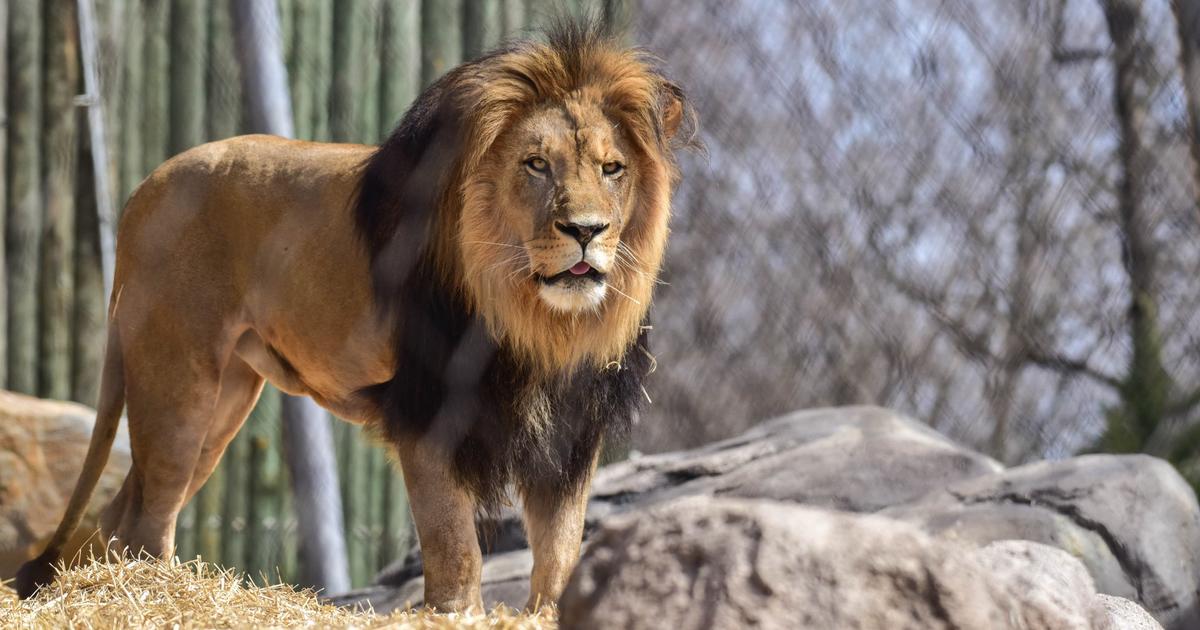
[{"xmin": 17, "ymin": 21, "xmax": 694, "ymax": 610}]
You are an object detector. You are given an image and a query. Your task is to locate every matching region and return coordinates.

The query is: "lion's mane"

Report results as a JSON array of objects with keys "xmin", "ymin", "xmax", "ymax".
[{"xmin": 354, "ymin": 19, "xmax": 694, "ymax": 511}]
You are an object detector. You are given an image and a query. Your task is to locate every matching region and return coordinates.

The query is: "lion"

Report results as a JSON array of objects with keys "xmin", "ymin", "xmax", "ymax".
[{"xmin": 16, "ymin": 20, "xmax": 694, "ymax": 611}]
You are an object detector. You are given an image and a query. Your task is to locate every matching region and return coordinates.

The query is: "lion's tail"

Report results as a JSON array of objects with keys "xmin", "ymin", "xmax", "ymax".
[{"xmin": 15, "ymin": 324, "xmax": 125, "ymax": 599}]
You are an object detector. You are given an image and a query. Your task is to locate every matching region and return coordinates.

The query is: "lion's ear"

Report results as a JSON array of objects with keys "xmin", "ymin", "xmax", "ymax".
[{"xmin": 659, "ymin": 80, "xmax": 697, "ymax": 148}]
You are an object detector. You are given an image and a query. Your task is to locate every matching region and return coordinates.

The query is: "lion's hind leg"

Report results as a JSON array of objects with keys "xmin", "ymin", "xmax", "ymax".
[{"xmin": 104, "ymin": 322, "xmax": 255, "ymax": 561}]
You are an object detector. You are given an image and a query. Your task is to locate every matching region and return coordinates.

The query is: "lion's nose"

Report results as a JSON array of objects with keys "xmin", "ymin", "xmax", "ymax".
[{"xmin": 555, "ymin": 221, "xmax": 608, "ymax": 246}]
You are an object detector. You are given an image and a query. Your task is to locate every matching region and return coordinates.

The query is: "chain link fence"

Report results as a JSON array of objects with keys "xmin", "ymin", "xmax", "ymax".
[{"xmin": 633, "ymin": 0, "xmax": 1200, "ymax": 477}]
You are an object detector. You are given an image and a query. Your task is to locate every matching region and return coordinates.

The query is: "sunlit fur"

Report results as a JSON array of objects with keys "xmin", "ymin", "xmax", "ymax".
[{"xmin": 426, "ymin": 25, "xmax": 696, "ymax": 376}]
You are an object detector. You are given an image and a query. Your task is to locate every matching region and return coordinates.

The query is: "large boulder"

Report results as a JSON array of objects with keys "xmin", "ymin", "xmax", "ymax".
[
  {"xmin": 588, "ymin": 406, "xmax": 1002, "ymax": 517},
  {"xmin": 884, "ymin": 454, "xmax": 1200, "ymax": 628},
  {"xmin": 336, "ymin": 406, "xmax": 1196, "ymax": 629},
  {"xmin": 559, "ymin": 497, "xmax": 1156, "ymax": 630},
  {"xmin": 0, "ymin": 391, "xmax": 129, "ymax": 579}
]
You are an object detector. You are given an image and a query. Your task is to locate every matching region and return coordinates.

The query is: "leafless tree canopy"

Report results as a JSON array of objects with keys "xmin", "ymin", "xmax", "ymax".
[{"xmin": 633, "ymin": 0, "xmax": 1200, "ymax": 478}]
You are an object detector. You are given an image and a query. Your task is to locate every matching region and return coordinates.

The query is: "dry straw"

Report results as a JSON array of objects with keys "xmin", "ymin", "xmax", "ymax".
[{"xmin": 0, "ymin": 555, "xmax": 555, "ymax": 629}]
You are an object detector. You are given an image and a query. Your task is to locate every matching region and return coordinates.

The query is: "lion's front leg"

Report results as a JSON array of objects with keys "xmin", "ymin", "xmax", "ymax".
[
  {"xmin": 520, "ymin": 454, "xmax": 599, "ymax": 611},
  {"xmin": 397, "ymin": 441, "xmax": 484, "ymax": 612}
]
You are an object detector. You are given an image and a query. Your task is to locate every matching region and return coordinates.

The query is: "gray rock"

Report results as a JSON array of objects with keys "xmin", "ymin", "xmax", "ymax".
[
  {"xmin": 968, "ymin": 540, "xmax": 1106, "ymax": 629},
  {"xmin": 329, "ymin": 549, "xmax": 532, "ymax": 612},
  {"xmin": 589, "ymin": 406, "xmax": 1003, "ymax": 517},
  {"xmin": 887, "ymin": 454, "xmax": 1200, "ymax": 629},
  {"xmin": 1096, "ymin": 594, "xmax": 1165, "ymax": 630},
  {"xmin": 560, "ymin": 497, "xmax": 1136, "ymax": 630},
  {"xmin": 337, "ymin": 406, "xmax": 1194, "ymax": 630}
]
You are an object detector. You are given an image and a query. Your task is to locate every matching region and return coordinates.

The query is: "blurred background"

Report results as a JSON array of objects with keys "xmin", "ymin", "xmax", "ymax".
[{"xmin": 2, "ymin": 0, "xmax": 1199, "ymax": 592}]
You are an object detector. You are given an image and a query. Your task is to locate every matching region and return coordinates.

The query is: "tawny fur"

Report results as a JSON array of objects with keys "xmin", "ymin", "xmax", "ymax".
[{"xmin": 16, "ymin": 21, "xmax": 694, "ymax": 613}]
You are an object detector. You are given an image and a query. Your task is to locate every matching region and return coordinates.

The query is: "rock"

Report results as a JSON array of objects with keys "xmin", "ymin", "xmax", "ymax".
[
  {"xmin": 329, "ymin": 549, "xmax": 532, "ymax": 612},
  {"xmin": 0, "ymin": 391, "xmax": 130, "ymax": 579},
  {"xmin": 967, "ymin": 540, "xmax": 1107, "ymax": 629},
  {"xmin": 885, "ymin": 455, "xmax": 1200, "ymax": 628},
  {"xmin": 1096, "ymin": 594, "xmax": 1165, "ymax": 630},
  {"xmin": 559, "ymin": 497, "xmax": 1151, "ymax": 630},
  {"xmin": 340, "ymin": 406, "xmax": 1194, "ymax": 629},
  {"xmin": 589, "ymin": 406, "xmax": 1003, "ymax": 516}
]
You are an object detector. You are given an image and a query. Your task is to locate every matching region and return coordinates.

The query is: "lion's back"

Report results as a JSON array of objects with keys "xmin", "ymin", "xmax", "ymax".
[{"xmin": 112, "ymin": 135, "xmax": 375, "ymax": 308}]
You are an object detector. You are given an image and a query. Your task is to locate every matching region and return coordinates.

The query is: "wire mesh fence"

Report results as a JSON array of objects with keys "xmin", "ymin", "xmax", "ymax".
[
  {"xmin": 4, "ymin": 0, "xmax": 1200, "ymax": 592},
  {"xmin": 633, "ymin": 0, "xmax": 1200, "ymax": 478}
]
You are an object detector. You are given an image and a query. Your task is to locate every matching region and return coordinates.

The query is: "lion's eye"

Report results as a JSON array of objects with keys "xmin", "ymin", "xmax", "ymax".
[
  {"xmin": 525, "ymin": 157, "xmax": 549, "ymax": 174},
  {"xmin": 602, "ymin": 161, "xmax": 624, "ymax": 176}
]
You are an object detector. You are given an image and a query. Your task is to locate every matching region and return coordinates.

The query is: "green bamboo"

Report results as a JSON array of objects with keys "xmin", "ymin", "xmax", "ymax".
[
  {"xmin": 169, "ymin": 0, "xmax": 208, "ymax": 154},
  {"xmin": 72, "ymin": 127, "xmax": 105, "ymax": 406},
  {"xmin": 379, "ymin": 0, "xmax": 420, "ymax": 132},
  {"xmin": 176, "ymin": 501, "xmax": 198, "ymax": 563},
  {"xmin": 279, "ymin": 483, "xmax": 297, "ymax": 584},
  {"xmin": 39, "ymin": 0, "xmax": 80, "ymax": 402},
  {"xmin": 420, "ymin": 0, "xmax": 461, "ymax": 87},
  {"xmin": 359, "ymin": 0, "xmax": 382, "ymax": 142},
  {"xmin": 526, "ymin": 0, "xmax": 555, "ymax": 29},
  {"xmin": 220, "ymin": 424, "xmax": 250, "ymax": 571},
  {"xmin": 310, "ymin": 0, "xmax": 333, "ymax": 141},
  {"xmin": 195, "ymin": 467, "xmax": 225, "ymax": 563},
  {"xmin": 118, "ymin": 2, "xmax": 145, "ymax": 206},
  {"xmin": 206, "ymin": 0, "xmax": 242, "ymax": 140},
  {"xmin": 366, "ymin": 445, "xmax": 389, "ymax": 569},
  {"xmin": 287, "ymin": 0, "xmax": 320, "ymax": 140},
  {"xmin": 463, "ymin": 0, "xmax": 502, "ymax": 59},
  {"xmin": 7, "ymin": 0, "xmax": 43, "ymax": 395},
  {"xmin": 142, "ymin": 0, "xmax": 171, "ymax": 173},
  {"xmin": 347, "ymin": 430, "xmax": 373, "ymax": 586},
  {"xmin": 246, "ymin": 386, "xmax": 284, "ymax": 582},
  {"xmin": 0, "ymin": 0, "xmax": 7, "ymax": 392},
  {"xmin": 330, "ymin": 0, "xmax": 369, "ymax": 141},
  {"xmin": 500, "ymin": 0, "xmax": 526, "ymax": 38},
  {"xmin": 383, "ymin": 463, "xmax": 412, "ymax": 566}
]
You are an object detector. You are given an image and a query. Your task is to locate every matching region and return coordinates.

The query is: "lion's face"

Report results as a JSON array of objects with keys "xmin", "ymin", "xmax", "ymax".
[
  {"xmin": 445, "ymin": 37, "xmax": 692, "ymax": 371},
  {"xmin": 487, "ymin": 101, "xmax": 636, "ymax": 312}
]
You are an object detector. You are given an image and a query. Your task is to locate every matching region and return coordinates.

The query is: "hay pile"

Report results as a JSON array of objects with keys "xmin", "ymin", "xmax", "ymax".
[{"xmin": 0, "ymin": 557, "xmax": 555, "ymax": 629}]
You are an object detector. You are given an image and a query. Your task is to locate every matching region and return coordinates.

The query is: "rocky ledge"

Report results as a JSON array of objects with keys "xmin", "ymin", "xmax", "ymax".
[{"xmin": 334, "ymin": 406, "xmax": 1199, "ymax": 630}]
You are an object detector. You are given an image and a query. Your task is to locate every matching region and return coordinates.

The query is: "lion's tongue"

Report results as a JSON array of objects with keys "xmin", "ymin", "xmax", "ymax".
[{"xmin": 569, "ymin": 261, "xmax": 592, "ymax": 275}]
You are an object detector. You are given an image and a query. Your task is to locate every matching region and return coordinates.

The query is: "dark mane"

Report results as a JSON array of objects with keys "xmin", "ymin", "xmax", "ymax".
[{"xmin": 352, "ymin": 21, "xmax": 654, "ymax": 513}]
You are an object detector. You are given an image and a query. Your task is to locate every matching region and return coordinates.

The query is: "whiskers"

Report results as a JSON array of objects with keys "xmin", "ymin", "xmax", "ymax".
[
  {"xmin": 471, "ymin": 240, "xmax": 534, "ymax": 286},
  {"xmin": 613, "ymin": 242, "xmax": 666, "ymax": 286}
]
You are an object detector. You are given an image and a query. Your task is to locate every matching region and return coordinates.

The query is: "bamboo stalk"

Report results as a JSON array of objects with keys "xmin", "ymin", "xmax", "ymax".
[
  {"xmin": 117, "ymin": 2, "xmax": 144, "ymax": 206},
  {"xmin": 220, "ymin": 424, "xmax": 250, "ymax": 572},
  {"xmin": 169, "ymin": 0, "xmax": 208, "ymax": 154},
  {"xmin": 206, "ymin": 0, "xmax": 242, "ymax": 140},
  {"xmin": 7, "ymin": 0, "xmax": 44, "ymax": 394},
  {"xmin": 311, "ymin": 0, "xmax": 333, "ymax": 141},
  {"xmin": 420, "ymin": 0, "xmax": 461, "ymax": 87},
  {"xmin": 245, "ymin": 386, "xmax": 283, "ymax": 582},
  {"xmin": 40, "ymin": 0, "xmax": 81, "ymax": 401},
  {"xmin": 142, "ymin": 0, "xmax": 171, "ymax": 172},
  {"xmin": 380, "ymin": 0, "xmax": 420, "ymax": 132},
  {"xmin": 359, "ymin": 0, "xmax": 382, "ymax": 142},
  {"xmin": 463, "ymin": 0, "xmax": 501, "ymax": 59},
  {"xmin": 0, "ymin": 0, "xmax": 7, "ymax": 391},
  {"xmin": 501, "ymin": 0, "xmax": 526, "ymax": 38},
  {"xmin": 72, "ymin": 130, "xmax": 104, "ymax": 406},
  {"xmin": 330, "ymin": 0, "xmax": 367, "ymax": 141}
]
